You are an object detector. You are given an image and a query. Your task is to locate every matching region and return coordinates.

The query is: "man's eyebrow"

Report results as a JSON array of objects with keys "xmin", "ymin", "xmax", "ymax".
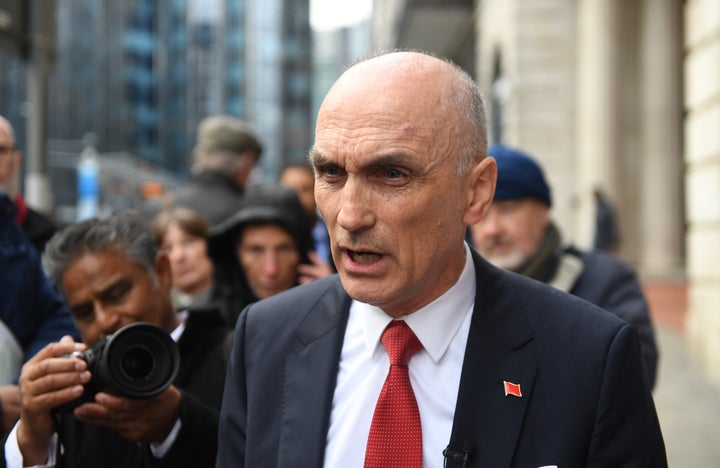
[
  {"xmin": 308, "ymin": 148, "xmax": 329, "ymax": 168},
  {"xmin": 98, "ymin": 278, "xmax": 132, "ymax": 300},
  {"xmin": 310, "ymin": 150, "xmax": 411, "ymax": 168},
  {"xmin": 361, "ymin": 154, "xmax": 410, "ymax": 169},
  {"xmin": 68, "ymin": 302, "xmax": 92, "ymax": 317}
]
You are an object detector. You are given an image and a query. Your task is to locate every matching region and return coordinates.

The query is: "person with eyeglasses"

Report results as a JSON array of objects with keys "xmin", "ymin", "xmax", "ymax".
[{"xmin": 0, "ymin": 116, "xmax": 57, "ymax": 254}]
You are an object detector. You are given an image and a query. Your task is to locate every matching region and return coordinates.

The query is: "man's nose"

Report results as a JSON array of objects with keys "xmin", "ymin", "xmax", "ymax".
[
  {"xmin": 481, "ymin": 207, "xmax": 504, "ymax": 233},
  {"xmin": 95, "ymin": 304, "xmax": 120, "ymax": 334},
  {"xmin": 471, "ymin": 207, "xmax": 501, "ymax": 246},
  {"xmin": 169, "ymin": 245, "xmax": 186, "ymax": 262},
  {"xmin": 262, "ymin": 253, "xmax": 280, "ymax": 276},
  {"xmin": 336, "ymin": 178, "xmax": 374, "ymax": 232}
]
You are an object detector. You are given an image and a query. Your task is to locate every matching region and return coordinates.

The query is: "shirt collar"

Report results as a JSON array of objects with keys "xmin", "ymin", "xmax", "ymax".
[
  {"xmin": 170, "ymin": 310, "xmax": 188, "ymax": 342},
  {"xmin": 355, "ymin": 243, "xmax": 476, "ymax": 363}
]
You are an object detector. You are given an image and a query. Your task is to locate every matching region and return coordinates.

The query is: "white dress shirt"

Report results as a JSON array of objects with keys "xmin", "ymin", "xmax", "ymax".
[
  {"xmin": 323, "ymin": 244, "xmax": 476, "ymax": 468},
  {"xmin": 5, "ymin": 314, "xmax": 187, "ymax": 468}
]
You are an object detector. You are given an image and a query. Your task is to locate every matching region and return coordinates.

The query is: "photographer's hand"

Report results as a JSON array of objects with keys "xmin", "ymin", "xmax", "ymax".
[
  {"xmin": 16, "ymin": 336, "xmax": 89, "ymax": 466},
  {"xmin": 1, "ymin": 384, "xmax": 21, "ymax": 437},
  {"xmin": 73, "ymin": 384, "xmax": 182, "ymax": 444}
]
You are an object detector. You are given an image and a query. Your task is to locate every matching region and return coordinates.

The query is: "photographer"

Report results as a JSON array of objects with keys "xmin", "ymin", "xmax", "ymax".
[{"xmin": 4, "ymin": 211, "xmax": 231, "ymax": 468}]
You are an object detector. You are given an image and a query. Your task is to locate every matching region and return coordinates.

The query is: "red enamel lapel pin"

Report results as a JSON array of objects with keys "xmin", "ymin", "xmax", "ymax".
[{"xmin": 503, "ymin": 380, "xmax": 522, "ymax": 397}]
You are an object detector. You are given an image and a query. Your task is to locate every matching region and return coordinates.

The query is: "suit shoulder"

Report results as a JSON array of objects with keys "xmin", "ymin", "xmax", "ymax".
[
  {"xmin": 242, "ymin": 275, "xmax": 347, "ymax": 326},
  {"xmin": 571, "ymin": 247, "xmax": 638, "ymax": 279},
  {"xmin": 499, "ymin": 266, "xmax": 627, "ymax": 334}
]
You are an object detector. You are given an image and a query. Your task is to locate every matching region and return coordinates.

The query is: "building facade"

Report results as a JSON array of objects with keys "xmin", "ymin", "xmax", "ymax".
[
  {"xmin": 245, "ymin": 0, "xmax": 313, "ymax": 180},
  {"xmin": 684, "ymin": 0, "xmax": 720, "ymax": 389}
]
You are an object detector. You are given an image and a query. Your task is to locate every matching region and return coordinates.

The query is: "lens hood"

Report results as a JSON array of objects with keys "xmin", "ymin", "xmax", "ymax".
[{"xmin": 95, "ymin": 322, "xmax": 180, "ymax": 398}]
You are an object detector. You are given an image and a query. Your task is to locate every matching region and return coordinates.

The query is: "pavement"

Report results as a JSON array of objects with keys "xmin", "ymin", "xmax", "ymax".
[{"xmin": 643, "ymin": 280, "xmax": 720, "ymax": 467}]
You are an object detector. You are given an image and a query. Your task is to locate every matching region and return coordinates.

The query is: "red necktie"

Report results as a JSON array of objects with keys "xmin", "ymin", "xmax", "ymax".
[{"xmin": 364, "ymin": 320, "xmax": 423, "ymax": 468}]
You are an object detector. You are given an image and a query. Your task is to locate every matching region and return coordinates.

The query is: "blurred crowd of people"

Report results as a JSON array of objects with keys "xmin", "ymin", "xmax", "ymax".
[
  {"xmin": 0, "ymin": 111, "xmax": 337, "ymax": 467},
  {"xmin": 0, "ymin": 50, "xmax": 664, "ymax": 468}
]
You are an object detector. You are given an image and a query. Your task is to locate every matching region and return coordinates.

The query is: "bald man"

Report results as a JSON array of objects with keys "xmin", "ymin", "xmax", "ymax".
[
  {"xmin": 0, "ymin": 115, "xmax": 56, "ymax": 253},
  {"xmin": 216, "ymin": 51, "xmax": 666, "ymax": 468}
]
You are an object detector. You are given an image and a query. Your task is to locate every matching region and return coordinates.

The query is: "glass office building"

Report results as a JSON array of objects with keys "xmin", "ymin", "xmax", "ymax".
[{"xmin": 0, "ymin": 0, "xmax": 312, "ymax": 186}]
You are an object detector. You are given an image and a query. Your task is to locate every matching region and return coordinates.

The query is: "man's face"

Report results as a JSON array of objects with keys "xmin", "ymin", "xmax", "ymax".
[
  {"xmin": 0, "ymin": 124, "xmax": 20, "ymax": 191},
  {"xmin": 234, "ymin": 152, "xmax": 259, "ymax": 189},
  {"xmin": 470, "ymin": 199, "xmax": 551, "ymax": 271},
  {"xmin": 280, "ymin": 166, "xmax": 316, "ymax": 217},
  {"xmin": 311, "ymin": 56, "xmax": 492, "ymax": 316},
  {"xmin": 60, "ymin": 249, "xmax": 175, "ymax": 346},
  {"xmin": 236, "ymin": 224, "xmax": 300, "ymax": 299}
]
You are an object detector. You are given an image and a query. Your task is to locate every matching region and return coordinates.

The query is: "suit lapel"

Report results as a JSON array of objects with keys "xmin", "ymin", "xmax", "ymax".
[
  {"xmin": 447, "ymin": 252, "xmax": 538, "ymax": 468},
  {"xmin": 277, "ymin": 279, "xmax": 351, "ymax": 468}
]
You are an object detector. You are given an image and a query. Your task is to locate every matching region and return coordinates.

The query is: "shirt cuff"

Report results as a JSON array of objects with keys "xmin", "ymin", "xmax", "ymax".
[
  {"xmin": 4, "ymin": 421, "xmax": 57, "ymax": 468},
  {"xmin": 149, "ymin": 418, "xmax": 182, "ymax": 459}
]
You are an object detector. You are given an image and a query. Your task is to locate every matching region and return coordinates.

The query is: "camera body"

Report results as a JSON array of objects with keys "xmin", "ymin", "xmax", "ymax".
[{"xmin": 58, "ymin": 322, "xmax": 180, "ymax": 412}]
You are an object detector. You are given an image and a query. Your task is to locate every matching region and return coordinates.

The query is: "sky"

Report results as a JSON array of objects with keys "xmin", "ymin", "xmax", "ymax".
[{"xmin": 310, "ymin": 0, "xmax": 373, "ymax": 31}]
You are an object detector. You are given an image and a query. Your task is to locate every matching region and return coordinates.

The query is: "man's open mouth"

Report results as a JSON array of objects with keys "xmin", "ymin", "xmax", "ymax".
[{"xmin": 346, "ymin": 249, "xmax": 383, "ymax": 264}]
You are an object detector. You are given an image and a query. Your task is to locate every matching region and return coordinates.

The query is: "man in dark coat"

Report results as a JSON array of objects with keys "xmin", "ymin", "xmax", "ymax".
[
  {"xmin": 216, "ymin": 51, "xmax": 665, "ymax": 467},
  {"xmin": 152, "ymin": 115, "xmax": 263, "ymax": 227},
  {"xmin": 0, "ymin": 115, "xmax": 56, "ymax": 254},
  {"xmin": 4, "ymin": 211, "xmax": 230, "ymax": 468},
  {"xmin": 470, "ymin": 143, "xmax": 659, "ymax": 389},
  {"xmin": 593, "ymin": 187, "xmax": 621, "ymax": 253}
]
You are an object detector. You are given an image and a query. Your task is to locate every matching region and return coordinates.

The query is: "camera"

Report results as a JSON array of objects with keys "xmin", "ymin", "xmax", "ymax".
[{"xmin": 57, "ymin": 322, "xmax": 180, "ymax": 412}]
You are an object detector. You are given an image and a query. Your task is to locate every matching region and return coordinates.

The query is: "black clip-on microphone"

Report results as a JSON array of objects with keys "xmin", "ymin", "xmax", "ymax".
[{"xmin": 443, "ymin": 439, "xmax": 474, "ymax": 467}]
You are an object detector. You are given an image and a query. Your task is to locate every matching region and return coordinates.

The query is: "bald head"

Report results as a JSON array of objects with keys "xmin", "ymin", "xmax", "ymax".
[
  {"xmin": 309, "ymin": 51, "xmax": 496, "ymax": 315},
  {"xmin": 325, "ymin": 52, "xmax": 451, "ymax": 104},
  {"xmin": 0, "ymin": 115, "xmax": 20, "ymax": 193},
  {"xmin": 317, "ymin": 51, "xmax": 487, "ymax": 174},
  {"xmin": 0, "ymin": 115, "xmax": 16, "ymax": 143}
]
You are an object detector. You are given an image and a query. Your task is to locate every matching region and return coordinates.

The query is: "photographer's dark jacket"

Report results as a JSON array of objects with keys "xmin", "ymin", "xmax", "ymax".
[{"xmin": 54, "ymin": 309, "xmax": 231, "ymax": 468}]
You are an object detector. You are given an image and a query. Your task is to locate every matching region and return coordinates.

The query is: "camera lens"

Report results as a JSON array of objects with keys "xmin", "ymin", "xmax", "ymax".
[
  {"xmin": 96, "ymin": 322, "xmax": 180, "ymax": 399},
  {"xmin": 120, "ymin": 345, "xmax": 154, "ymax": 380}
]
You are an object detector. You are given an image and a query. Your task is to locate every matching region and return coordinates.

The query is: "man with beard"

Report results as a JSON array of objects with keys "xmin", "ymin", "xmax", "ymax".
[{"xmin": 470, "ymin": 143, "xmax": 658, "ymax": 389}]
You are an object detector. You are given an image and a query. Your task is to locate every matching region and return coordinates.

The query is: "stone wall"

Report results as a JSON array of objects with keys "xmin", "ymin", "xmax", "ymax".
[{"xmin": 684, "ymin": 0, "xmax": 720, "ymax": 389}]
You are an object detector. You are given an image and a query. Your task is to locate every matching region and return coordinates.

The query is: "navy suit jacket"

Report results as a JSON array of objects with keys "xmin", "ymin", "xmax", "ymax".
[{"xmin": 217, "ymin": 251, "xmax": 666, "ymax": 467}]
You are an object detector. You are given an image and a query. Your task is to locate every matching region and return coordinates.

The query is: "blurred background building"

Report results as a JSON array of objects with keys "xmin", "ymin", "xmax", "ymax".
[
  {"xmin": 0, "ymin": 0, "xmax": 718, "ymax": 391},
  {"xmin": 0, "ymin": 0, "xmax": 314, "ymax": 222}
]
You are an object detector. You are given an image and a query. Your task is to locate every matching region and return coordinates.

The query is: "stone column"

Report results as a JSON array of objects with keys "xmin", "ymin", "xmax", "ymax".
[
  {"xmin": 575, "ymin": 0, "xmax": 620, "ymax": 248},
  {"xmin": 684, "ymin": 0, "xmax": 720, "ymax": 390},
  {"xmin": 639, "ymin": 0, "xmax": 684, "ymax": 277}
]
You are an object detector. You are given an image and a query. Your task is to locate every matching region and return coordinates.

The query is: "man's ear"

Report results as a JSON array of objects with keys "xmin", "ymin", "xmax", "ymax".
[
  {"xmin": 154, "ymin": 251, "xmax": 173, "ymax": 294},
  {"xmin": 463, "ymin": 156, "xmax": 497, "ymax": 226}
]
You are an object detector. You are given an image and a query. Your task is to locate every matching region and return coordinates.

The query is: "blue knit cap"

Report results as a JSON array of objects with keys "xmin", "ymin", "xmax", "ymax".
[{"xmin": 489, "ymin": 143, "xmax": 552, "ymax": 207}]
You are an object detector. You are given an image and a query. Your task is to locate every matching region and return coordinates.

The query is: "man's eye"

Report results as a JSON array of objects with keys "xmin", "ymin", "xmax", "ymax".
[
  {"xmin": 104, "ymin": 283, "xmax": 131, "ymax": 304},
  {"xmin": 386, "ymin": 168, "xmax": 404, "ymax": 179},
  {"xmin": 322, "ymin": 165, "xmax": 340, "ymax": 176},
  {"xmin": 70, "ymin": 305, "xmax": 94, "ymax": 321}
]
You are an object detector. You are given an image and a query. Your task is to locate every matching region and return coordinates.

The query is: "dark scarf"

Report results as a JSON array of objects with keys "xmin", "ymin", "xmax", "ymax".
[{"xmin": 516, "ymin": 222, "xmax": 564, "ymax": 283}]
